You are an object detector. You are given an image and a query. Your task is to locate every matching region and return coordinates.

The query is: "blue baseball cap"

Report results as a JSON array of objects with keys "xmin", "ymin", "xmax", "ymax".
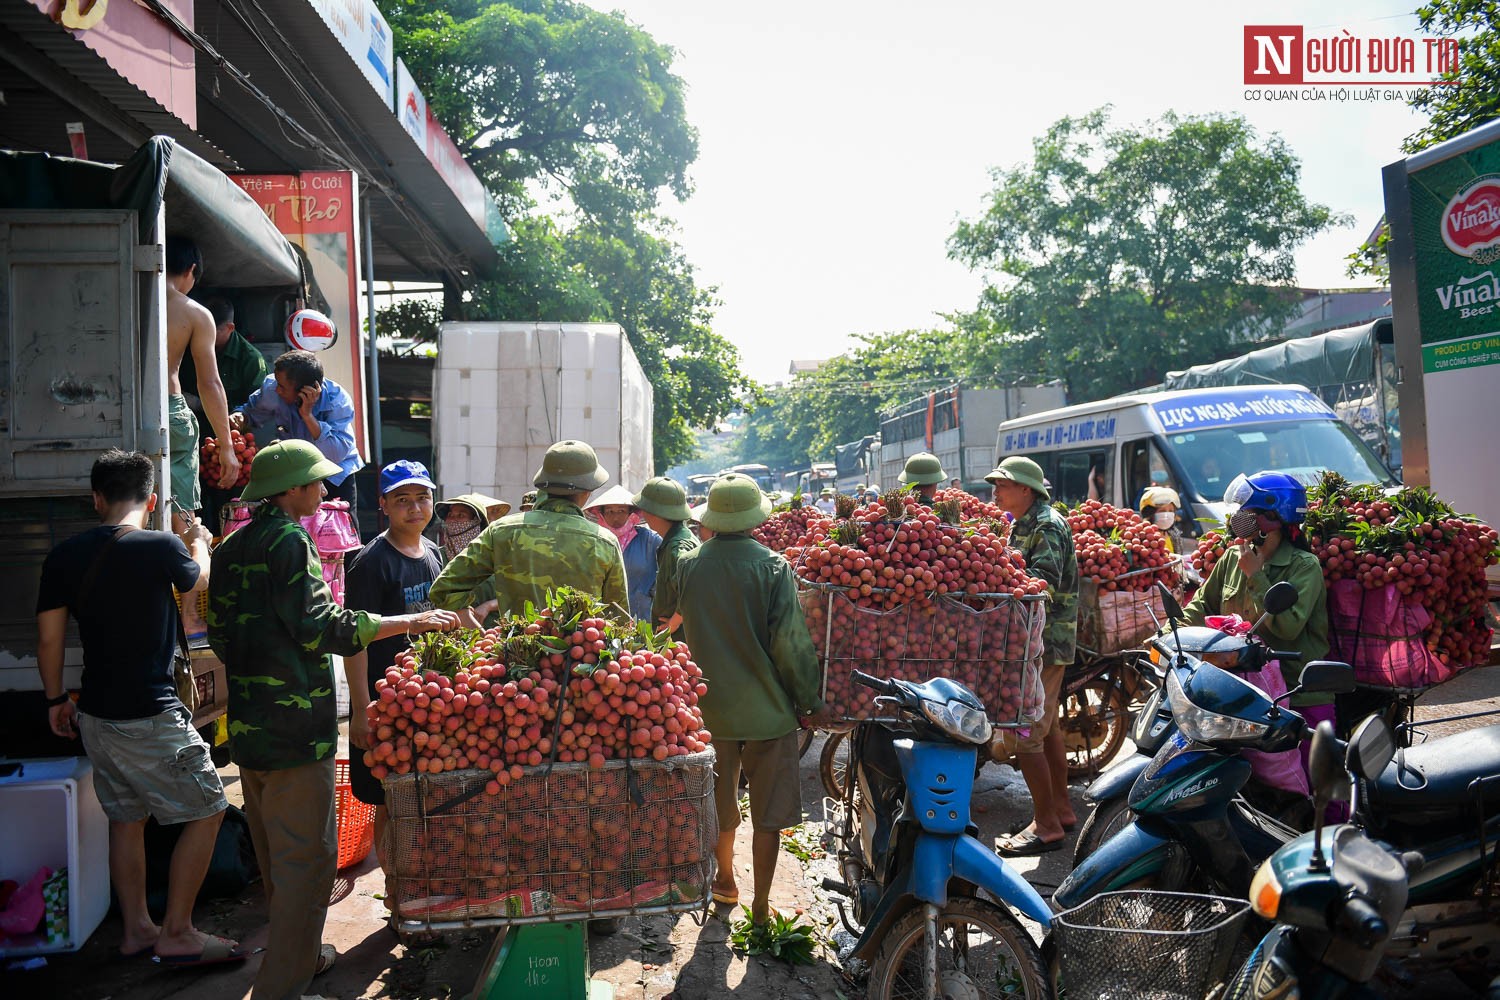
[{"xmin": 379, "ymin": 460, "xmax": 435, "ymax": 496}]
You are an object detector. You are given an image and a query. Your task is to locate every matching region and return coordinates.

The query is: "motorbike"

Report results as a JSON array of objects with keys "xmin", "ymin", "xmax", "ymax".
[
  {"xmin": 1068, "ymin": 581, "xmax": 1326, "ymax": 870},
  {"xmin": 1055, "ymin": 582, "xmax": 1360, "ymax": 910},
  {"xmin": 822, "ymin": 669, "xmax": 1055, "ymax": 1000},
  {"xmin": 1223, "ymin": 715, "xmax": 1416, "ymax": 998}
]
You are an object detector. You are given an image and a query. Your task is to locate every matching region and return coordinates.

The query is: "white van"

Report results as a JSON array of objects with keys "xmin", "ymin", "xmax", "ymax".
[{"xmin": 993, "ymin": 385, "xmax": 1398, "ymax": 536}]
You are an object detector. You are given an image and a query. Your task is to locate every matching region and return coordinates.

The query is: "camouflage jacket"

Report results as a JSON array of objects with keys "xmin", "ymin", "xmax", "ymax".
[
  {"xmin": 1012, "ymin": 498, "xmax": 1079, "ymax": 665},
  {"xmin": 428, "ymin": 497, "xmax": 629, "ymax": 620},
  {"xmin": 207, "ymin": 504, "xmax": 379, "ymax": 770},
  {"xmin": 650, "ymin": 519, "xmax": 699, "ymax": 630}
]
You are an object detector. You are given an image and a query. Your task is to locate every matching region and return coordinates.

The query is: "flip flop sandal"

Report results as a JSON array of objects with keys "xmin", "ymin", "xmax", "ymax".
[
  {"xmin": 314, "ymin": 943, "xmax": 337, "ymax": 976},
  {"xmin": 710, "ymin": 888, "xmax": 739, "ymax": 907},
  {"xmin": 155, "ymin": 936, "xmax": 251, "ymax": 968},
  {"xmin": 117, "ymin": 944, "xmax": 156, "ymax": 961},
  {"xmin": 995, "ymin": 831, "xmax": 1066, "ymax": 857}
]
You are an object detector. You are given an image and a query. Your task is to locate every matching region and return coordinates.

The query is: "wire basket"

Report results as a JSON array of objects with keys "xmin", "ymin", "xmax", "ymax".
[
  {"xmin": 797, "ymin": 580, "xmax": 1047, "ymax": 726},
  {"xmin": 334, "ymin": 758, "xmax": 375, "ymax": 870},
  {"xmin": 1077, "ymin": 565, "xmax": 1179, "ymax": 656},
  {"xmin": 1053, "ymin": 890, "xmax": 1251, "ymax": 1000},
  {"xmin": 383, "ymin": 749, "xmax": 716, "ymax": 929}
]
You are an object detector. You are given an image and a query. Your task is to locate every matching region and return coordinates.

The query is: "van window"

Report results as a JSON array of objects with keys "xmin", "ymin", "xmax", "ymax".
[
  {"xmin": 1124, "ymin": 439, "xmax": 1182, "ymax": 510},
  {"xmin": 1052, "ymin": 449, "xmax": 1111, "ymax": 507},
  {"xmin": 1166, "ymin": 421, "xmax": 1394, "ymax": 500}
]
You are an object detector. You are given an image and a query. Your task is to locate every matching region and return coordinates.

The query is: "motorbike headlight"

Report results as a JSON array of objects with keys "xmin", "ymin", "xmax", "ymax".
[
  {"xmin": 1167, "ymin": 669, "xmax": 1270, "ymax": 745},
  {"xmin": 1249, "ymin": 859, "xmax": 1283, "ymax": 919},
  {"xmin": 920, "ymin": 699, "xmax": 994, "ymax": 745}
]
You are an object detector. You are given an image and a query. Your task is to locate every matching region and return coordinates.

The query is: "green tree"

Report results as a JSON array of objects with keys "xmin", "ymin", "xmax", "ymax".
[
  {"xmin": 379, "ymin": 0, "xmax": 697, "ymax": 215},
  {"xmin": 949, "ymin": 109, "xmax": 1345, "ymax": 400},
  {"xmin": 1406, "ymin": 0, "xmax": 1500, "ymax": 153}
]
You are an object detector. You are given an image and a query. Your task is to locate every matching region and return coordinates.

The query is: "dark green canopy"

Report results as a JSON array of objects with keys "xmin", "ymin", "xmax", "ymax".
[{"xmin": 1164, "ymin": 320, "xmax": 1391, "ymax": 393}]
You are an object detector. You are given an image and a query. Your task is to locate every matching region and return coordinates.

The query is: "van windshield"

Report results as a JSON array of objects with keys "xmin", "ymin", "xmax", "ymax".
[{"xmin": 1167, "ymin": 420, "xmax": 1396, "ymax": 501}]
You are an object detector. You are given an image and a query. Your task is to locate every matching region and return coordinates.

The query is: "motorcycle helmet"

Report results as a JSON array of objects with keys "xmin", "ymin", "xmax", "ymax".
[{"xmin": 1223, "ymin": 471, "xmax": 1307, "ymax": 526}]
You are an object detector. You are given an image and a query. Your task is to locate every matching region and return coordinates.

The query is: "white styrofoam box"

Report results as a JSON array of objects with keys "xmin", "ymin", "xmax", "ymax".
[
  {"xmin": 558, "ymin": 407, "xmax": 590, "ymax": 439},
  {"xmin": 436, "ymin": 368, "xmax": 462, "ymax": 409},
  {"xmin": 560, "ymin": 326, "xmax": 596, "ymax": 369},
  {"xmin": 438, "ymin": 446, "xmax": 469, "ymax": 487},
  {"xmin": 0, "ymin": 757, "xmax": 109, "ymax": 957},
  {"xmin": 592, "ymin": 376, "xmax": 622, "ymax": 415},
  {"xmin": 468, "ymin": 408, "xmax": 500, "ymax": 449},
  {"xmin": 467, "ymin": 447, "xmax": 497, "ymax": 487},
  {"xmin": 497, "ymin": 369, "xmax": 529, "ymax": 403},
  {"xmin": 498, "ymin": 447, "xmax": 530, "ymax": 477},
  {"xmin": 559, "ymin": 369, "xmax": 590, "ymax": 407}
]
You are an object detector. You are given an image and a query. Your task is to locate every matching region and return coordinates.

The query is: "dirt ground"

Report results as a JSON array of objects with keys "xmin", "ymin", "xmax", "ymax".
[{"xmin": 5, "ymin": 661, "xmax": 1496, "ymax": 999}]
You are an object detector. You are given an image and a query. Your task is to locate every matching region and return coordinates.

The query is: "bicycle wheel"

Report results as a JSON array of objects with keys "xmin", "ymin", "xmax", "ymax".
[
  {"xmin": 798, "ymin": 727, "xmax": 816, "ymax": 759},
  {"xmin": 819, "ymin": 730, "xmax": 850, "ymax": 800},
  {"xmin": 1061, "ymin": 677, "xmax": 1129, "ymax": 780},
  {"xmin": 868, "ymin": 895, "xmax": 1052, "ymax": 1000}
]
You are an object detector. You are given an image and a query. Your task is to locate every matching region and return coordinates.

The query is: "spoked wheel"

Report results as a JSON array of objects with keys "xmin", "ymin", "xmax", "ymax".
[
  {"xmin": 869, "ymin": 896, "xmax": 1051, "ymax": 1000},
  {"xmin": 798, "ymin": 727, "xmax": 816, "ymax": 758},
  {"xmin": 819, "ymin": 730, "xmax": 850, "ymax": 799},
  {"xmin": 1060, "ymin": 676, "xmax": 1130, "ymax": 780},
  {"xmin": 1072, "ymin": 796, "xmax": 1134, "ymax": 869}
]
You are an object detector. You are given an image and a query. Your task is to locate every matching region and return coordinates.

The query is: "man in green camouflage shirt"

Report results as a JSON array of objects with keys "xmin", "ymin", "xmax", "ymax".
[
  {"xmin": 987, "ymin": 457, "xmax": 1079, "ymax": 856},
  {"xmin": 430, "ymin": 441, "xmax": 629, "ymax": 619},
  {"xmin": 209, "ymin": 440, "xmax": 457, "ymax": 1000}
]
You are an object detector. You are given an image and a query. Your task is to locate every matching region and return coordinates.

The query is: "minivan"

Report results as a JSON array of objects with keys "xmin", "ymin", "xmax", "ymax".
[{"xmin": 993, "ymin": 385, "xmax": 1398, "ymax": 537}]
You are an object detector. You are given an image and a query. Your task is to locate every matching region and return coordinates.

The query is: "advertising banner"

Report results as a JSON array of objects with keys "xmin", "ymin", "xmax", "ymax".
[
  {"xmin": 230, "ymin": 171, "xmax": 368, "ymax": 458},
  {"xmin": 308, "ymin": 0, "xmax": 395, "ymax": 107},
  {"xmin": 395, "ymin": 60, "xmax": 428, "ymax": 149}
]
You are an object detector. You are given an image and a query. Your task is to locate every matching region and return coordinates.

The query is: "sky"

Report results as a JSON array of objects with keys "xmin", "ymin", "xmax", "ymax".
[{"xmin": 583, "ymin": 0, "xmax": 1433, "ymax": 385}]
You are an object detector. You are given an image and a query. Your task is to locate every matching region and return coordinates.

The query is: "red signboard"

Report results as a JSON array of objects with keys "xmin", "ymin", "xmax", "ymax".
[{"xmin": 230, "ymin": 171, "xmax": 368, "ymax": 458}]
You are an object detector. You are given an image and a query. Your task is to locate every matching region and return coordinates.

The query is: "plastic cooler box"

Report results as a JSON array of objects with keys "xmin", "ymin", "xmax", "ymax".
[{"xmin": 0, "ymin": 757, "xmax": 109, "ymax": 956}]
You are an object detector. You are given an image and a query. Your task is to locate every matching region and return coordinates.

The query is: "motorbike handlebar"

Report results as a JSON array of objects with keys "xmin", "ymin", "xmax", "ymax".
[
  {"xmin": 851, "ymin": 670, "xmax": 895, "ymax": 694},
  {"xmin": 1270, "ymin": 650, "xmax": 1303, "ymax": 662},
  {"xmin": 1337, "ymin": 894, "xmax": 1387, "ymax": 947}
]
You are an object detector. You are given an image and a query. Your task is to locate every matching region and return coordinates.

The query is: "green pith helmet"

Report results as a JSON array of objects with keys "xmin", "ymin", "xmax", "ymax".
[
  {"xmin": 898, "ymin": 452, "xmax": 947, "ymax": 486},
  {"xmin": 239, "ymin": 439, "xmax": 340, "ymax": 502},
  {"xmin": 986, "ymin": 456, "xmax": 1049, "ymax": 501},
  {"xmin": 700, "ymin": 473, "xmax": 772, "ymax": 533},
  {"xmin": 633, "ymin": 476, "xmax": 692, "ymax": 521},
  {"xmin": 532, "ymin": 440, "xmax": 609, "ymax": 493}
]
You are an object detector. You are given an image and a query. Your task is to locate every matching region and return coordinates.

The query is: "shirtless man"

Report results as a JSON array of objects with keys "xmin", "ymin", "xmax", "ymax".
[{"xmin": 166, "ymin": 238, "xmax": 237, "ymax": 636}]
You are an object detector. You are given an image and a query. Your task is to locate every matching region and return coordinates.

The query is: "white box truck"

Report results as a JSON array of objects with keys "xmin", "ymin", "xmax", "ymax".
[
  {"xmin": 432, "ymin": 321, "xmax": 654, "ymax": 502},
  {"xmin": 878, "ymin": 383, "xmax": 1067, "ymax": 490}
]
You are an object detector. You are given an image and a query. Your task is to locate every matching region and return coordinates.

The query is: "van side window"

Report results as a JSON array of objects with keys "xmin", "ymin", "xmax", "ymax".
[
  {"xmin": 1124, "ymin": 439, "xmax": 1180, "ymax": 510},
  {"xmin": 1052, "ymin": 449, "xmax": 1111, "ymax": 507}
]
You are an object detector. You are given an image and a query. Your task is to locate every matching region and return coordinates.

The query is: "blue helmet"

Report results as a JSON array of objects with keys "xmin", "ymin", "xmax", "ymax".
[{"xmin": 1223, "ymin": 471, "xmax": 1307, "ymax": 525}]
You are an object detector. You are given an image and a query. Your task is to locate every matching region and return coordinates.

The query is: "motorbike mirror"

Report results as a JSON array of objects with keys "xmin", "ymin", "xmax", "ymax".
[
  {"xmin": 1308, "ymin": 720, "xmax": 1350, "ymax": 804},
  {"xmin": 1156, "ymin": 580, "xmax": 1184, "ymax": 621},
  {"xmin": 1297, "ymin": 661, "xmax": 1357, "ymax": 695},
  {"xmin": 1346, "ymin": 714, "xmax": 1396, "ymax": 781},
  {"xmin": 1263, "ymin": 581, "xmax": 1299, "ymax": 616}
]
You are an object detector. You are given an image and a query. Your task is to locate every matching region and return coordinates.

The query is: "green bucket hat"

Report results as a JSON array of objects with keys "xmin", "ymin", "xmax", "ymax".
[
  {"xmin": 700, "ymin": 473, "xmax": 772, "ymax": 533},
  {"xmin": 986, "ymin": 456, "xmax": 1049, "ymax": 501},
  {"xmin": 898, "ymin": 452, "xmax": 947, "ymax": 486},
  {"xmin": 239, "ymin": 439, "xmax": 340, "ymax": 502},
  {"xmin": 532, "ymin": 440, "xmax": 609, "ymax": 493},
  {"xmin": 633, "ymin": 476, "xmax": 692, "ymax": 521}
]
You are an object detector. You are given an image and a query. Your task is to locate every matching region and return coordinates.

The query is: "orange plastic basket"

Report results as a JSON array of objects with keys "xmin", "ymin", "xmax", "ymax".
[{"xmin": 335, "ymin": 758, "xmax": 375, "ymax": 870}]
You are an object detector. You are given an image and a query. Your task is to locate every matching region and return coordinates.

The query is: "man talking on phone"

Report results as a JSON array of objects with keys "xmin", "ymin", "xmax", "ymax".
[{"xmin": 233, "ymin": 350, "xmax": 364, "ymax": 509}]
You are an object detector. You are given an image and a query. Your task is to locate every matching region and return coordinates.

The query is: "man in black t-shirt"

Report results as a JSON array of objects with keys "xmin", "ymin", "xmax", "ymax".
[{"xmin": 36, "ymin": 450, "xmax": 245, "ymax": 966}]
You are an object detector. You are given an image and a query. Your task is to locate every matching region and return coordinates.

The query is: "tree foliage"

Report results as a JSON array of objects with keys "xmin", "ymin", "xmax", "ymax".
[
  {"xmin": 379, "ymin": 0, "xmax": 697, "ymax": 215},
  {"xmin": 375, "ymin": 0, "xmax": 746, "ymax": 472},
  {"xmin": 949, "ymin": 109, "xmax": 1345, "ymax": 400},
  {"xmin": 1406, "ymin": 0, "xmax": 1500, "ymax": 153}
]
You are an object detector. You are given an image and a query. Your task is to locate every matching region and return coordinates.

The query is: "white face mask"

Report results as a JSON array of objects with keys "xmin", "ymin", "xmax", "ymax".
[{"xmin": 1153, "ymin": 510, "xmax": 1176, "ymax": 530}]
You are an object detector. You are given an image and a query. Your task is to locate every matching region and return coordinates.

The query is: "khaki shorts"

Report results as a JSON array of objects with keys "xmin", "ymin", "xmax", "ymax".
[
  {"xmin": 77, "ymin": 705, "xmax": 227, "ymax": 825},
  {"xmin": 713, "ymin": 731, "xmax": 803, "ymax": 833},
  {"xmin": 168, "ymin": 394, "xmax": 201, "ymax": 513},
  {"xmin": 1015, "ymin": 662, "xmax": 1068, "ymax": 754}
]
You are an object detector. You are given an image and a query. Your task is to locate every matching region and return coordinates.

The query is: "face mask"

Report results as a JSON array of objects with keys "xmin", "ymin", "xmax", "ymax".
[
  {"xmin": 1153, "ymin": 511, "xmax": 1176, "ymax": 530},
  {"xmin": 443, "ymin": 518, "xmax": 484, "ymax": 559},
  {"xmin": 1228, "ymin": 508, "xmax": 1261, "ymax": 540}
]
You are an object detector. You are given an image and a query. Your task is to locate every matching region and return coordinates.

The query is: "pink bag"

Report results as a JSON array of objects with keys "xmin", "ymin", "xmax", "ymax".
[
  {"xmin": 1201, "ymin": 616, "xmax": 1307, "ymax": 797},
  {"xmin": 0, "ymin": 866, "xmax": 51, "ymax": 936},
  {"xmin": 1327, "ymin": 580, "xmax": 1453, "ymax": 691},
  {"xmin": 220, "ymin": 499, "xmax": 361, "ymax": 606}
]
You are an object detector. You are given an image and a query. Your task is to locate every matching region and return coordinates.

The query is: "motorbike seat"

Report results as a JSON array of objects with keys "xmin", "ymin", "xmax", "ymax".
[{"xmin": 1365, "ymin": 723, "xmax": 1500, "ymax": 814}]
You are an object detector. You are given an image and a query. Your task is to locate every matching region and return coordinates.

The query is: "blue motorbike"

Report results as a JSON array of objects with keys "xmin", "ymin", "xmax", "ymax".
[{"xmin": 823, "ymin": 669, "xmax": 1053, "ymax": 1000}]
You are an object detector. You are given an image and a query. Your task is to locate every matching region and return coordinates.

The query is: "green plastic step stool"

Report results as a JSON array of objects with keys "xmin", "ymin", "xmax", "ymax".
[{"xmin": 471, "ymin": 921, "xmax": 615, "ymax": 1000}]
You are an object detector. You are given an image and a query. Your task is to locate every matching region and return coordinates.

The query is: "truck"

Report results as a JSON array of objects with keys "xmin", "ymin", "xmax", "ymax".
[
  {"xmin": 0, "ymin": 137, "xmax": 329, "ymax": 755},
  {"xmin": 878, "ymin": 383, "xmax": 1067, "ymax": 491},
  {"xmin": 834, "ymin": 435, "xmax": 879, "ymax": 493},
  {"xmin": 431, "ymin": 321, "xmax": 654, "ymax": 503},
  {"xmin": 1383, "ymin": 118, "xmax": 1500, "ymax": 595},
  {"xmin": 779, "ymin": 462, "xmax": 838, "ymax": 496},
  {"xmin": 1163, "ymin": 318, "xmax": 1401, "ymax": 475}
]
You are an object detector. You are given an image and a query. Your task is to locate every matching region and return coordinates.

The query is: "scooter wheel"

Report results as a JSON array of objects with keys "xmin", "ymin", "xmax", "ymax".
[
  {"xmin": 819, "ymin": 731, "xmax": 850, "ymax": 800},
  {"xmin": 868, "ymin": 896, "xmax": 1051, "ymax": 1000}
]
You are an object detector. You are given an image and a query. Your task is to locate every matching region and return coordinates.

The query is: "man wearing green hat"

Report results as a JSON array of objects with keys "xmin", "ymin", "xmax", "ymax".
[
  {"xmin": 668, "ymin": 474, "xmax": 826, "ymax": 924},
  {"xmin": 986, "ymin": 456, "xmax": 1079, "ymax": 856},
  {"xmin": 898, "ymin": 452, "xmax": 946, "ymax": 504},
  {"xmin": 429, "ymin": 440, "xmax": 629, "ymax": 620},
  {"xmin": 209, "ymin": 441, "xmax": 461, "ymax": 999},
  {"xmin": 633, "ymin": 477, "xmax": 698, "ymax": 637}
]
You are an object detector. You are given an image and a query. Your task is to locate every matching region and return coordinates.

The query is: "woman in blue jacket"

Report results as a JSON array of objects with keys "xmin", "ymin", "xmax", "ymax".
[{"xmin": 585, "ymin": 485, "xmax": 662, "ymax": 621}]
